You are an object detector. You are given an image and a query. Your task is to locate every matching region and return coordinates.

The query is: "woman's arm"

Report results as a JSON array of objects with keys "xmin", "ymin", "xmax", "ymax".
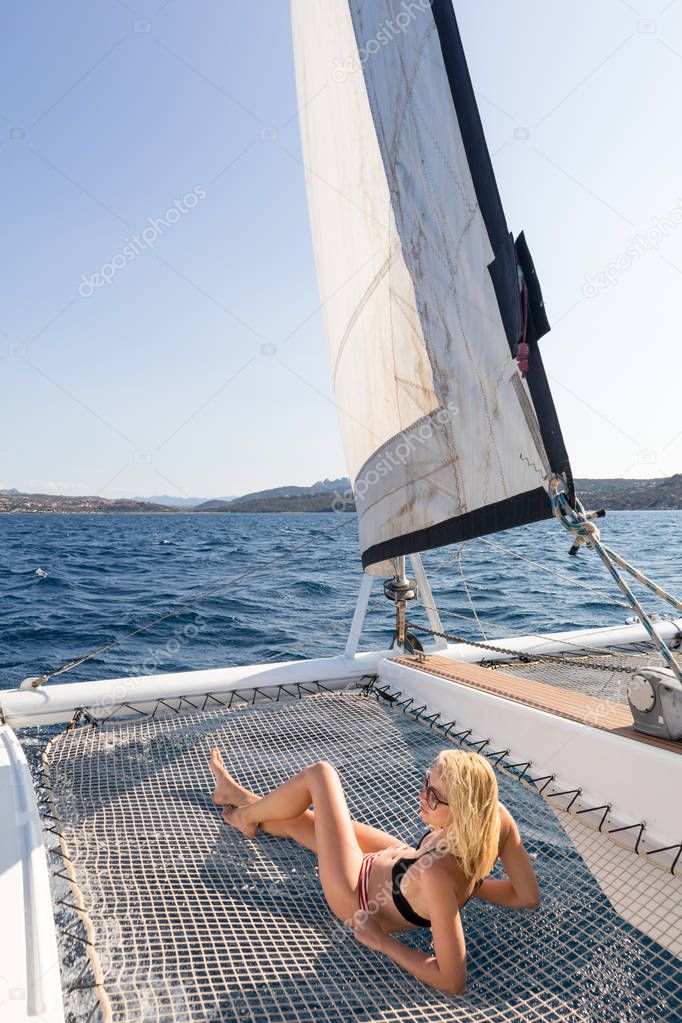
[
  {"xmin": 376, "ymin": 933, "xmax": 464, "ymax": 996},
  {"xmin": 476, "ymin": 807, "xmax": 540, "ymax": 910}
]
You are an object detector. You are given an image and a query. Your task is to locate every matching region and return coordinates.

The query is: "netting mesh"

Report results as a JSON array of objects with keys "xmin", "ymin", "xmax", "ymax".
[
  {"xmin": 486, "ymin": 650, "xmax": 668, "ymax": 704},
  {"xmin": 43, "ymin": 687, "xmax": 682, "ymax": 1023},
  {"xmin": 553, "ymin": 811, "xmax": 682, "ymax": 957}
]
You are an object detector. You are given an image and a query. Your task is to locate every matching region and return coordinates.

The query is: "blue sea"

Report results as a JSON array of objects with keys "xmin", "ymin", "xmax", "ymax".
[{"xmin": 1, "ymin": 511, "xmax": 681, "ymax": 690}]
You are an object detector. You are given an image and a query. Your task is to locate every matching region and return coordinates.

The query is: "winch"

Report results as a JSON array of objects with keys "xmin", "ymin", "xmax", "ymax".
[{"xmin": 627, "ymin": 666, "xmax": 682, "ymax": 740}]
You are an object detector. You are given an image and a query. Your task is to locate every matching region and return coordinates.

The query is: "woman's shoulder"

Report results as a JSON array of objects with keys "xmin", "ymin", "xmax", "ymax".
[
  {"xmin": 420, "ymin": 835, "xmax": 466, "ymax": 880},
  {"xmin": 421, "ymin": 848, "xmax": 472, "ymax": 907},
  {"xmin": 497, "ymin": 802, "xmax": 518, "ymax": 849},
  {"xmin": 498, "ymin": 801, "xmax": 514, "ymax": 825}
]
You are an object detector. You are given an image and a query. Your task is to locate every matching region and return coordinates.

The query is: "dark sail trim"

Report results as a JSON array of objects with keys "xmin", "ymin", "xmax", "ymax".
[
  {"xmin": 429, "ymin": 0, "xmax": 510, "ymax": 254},
  {"xmin": 429, "ymin": 0, "xmax": 573, "ymax": 504},
  {"xmin": 515, "ymin": 232, "xmax": 574, "ymax": 503},
  {"xmin": 362, "ymin": 486, "xmax": 552, "ymax": 569},
  {"xmin": 488, "ymin": 231, "xmax": 523, "ymax": 352},
  {"xmin": 430, "ymin": 0, "xmax": 520, "ymax": 351}
]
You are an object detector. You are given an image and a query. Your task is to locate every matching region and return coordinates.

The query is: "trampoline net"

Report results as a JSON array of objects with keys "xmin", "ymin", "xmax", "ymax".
[
  {"xmin": 42, "ymin": 686, "xmax": 682, "ymax": 1023},
  {"xmin": 484, "ymin": 649, "xmax": 669, "ymax": 705}
]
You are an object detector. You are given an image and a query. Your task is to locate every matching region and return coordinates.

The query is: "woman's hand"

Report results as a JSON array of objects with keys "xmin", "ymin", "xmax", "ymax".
[
  {"xmin": 475, "ymin": 805, "xmax": 540, "ymax": 909},
  {"xmin": 352, "ymin": 910, "xmax": 386, "ymax": 952}
]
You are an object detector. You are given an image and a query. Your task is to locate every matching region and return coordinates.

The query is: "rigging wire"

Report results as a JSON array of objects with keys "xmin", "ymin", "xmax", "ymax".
[
  {"xmin": 26, "ymin": 501, "xmax": 680, "ymax": 687},
  {"xmin": 264, "ymin": 539, "xmax": 663, "ymax": 670},
  {"xmin": 551, "ymin": 481, "xmax": 682, "ymax": 681},
  {"xmin": 455, "ymin": 543, "xmax": 488, "ymax": 639},
  {"xmin": 418, "ymin": 601, "xmax": 666, "ymax": 666},
  {"xmin": 406, "ymin": 620, "xmax": 651, "ymax": 672},
  {"xmin": 410, "ymin": 540, "xmax": 677, "ymax": 668},
  {"xmin": 416, "ymin": 530, "xmax": 621, "ymax": 607},
  {"xmin": 477, "ymin": 535, "xmax": 632, "ymax": 612}
]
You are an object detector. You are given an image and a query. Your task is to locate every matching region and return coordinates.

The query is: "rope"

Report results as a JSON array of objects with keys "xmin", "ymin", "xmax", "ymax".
[
  {"xmin": 431, "ymin": 536, "xmax": 649, "ymax": 666},
  {"xmin": 601, "ymin": 542, "xmax": 682, "ymax": 613},
  {"xmin": 477, "ymin": 535, "xmax": 632, "ymax": 612},
  {"xmin": 39, "ymin": 678, "xmax": 682, "ymax": 1023},
  {"xmin": 455, "ymin": 545, "xmax": 488, "ymax": 639},
  {"xmin": 262, "ymin": 532, "xmax": 676, "ymax": 671},
  {"xmin": 365, "ymin": 675, "xmax": 682, "ymax": 877}
]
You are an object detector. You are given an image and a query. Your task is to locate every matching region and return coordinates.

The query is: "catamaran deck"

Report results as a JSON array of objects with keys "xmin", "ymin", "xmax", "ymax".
[
  {"xmin": 392, "ymin": 654, "xmax": 682, "ymax": 755},
  {"xmin": 38, "ymin": 678, "xmax": 681, "ymax": 1023}
]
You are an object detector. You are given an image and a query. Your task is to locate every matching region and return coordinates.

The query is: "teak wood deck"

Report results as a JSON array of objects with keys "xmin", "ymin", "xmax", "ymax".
[{"xmin": 391, "ymin": 654, "xmax": 682, "ymax": 755}]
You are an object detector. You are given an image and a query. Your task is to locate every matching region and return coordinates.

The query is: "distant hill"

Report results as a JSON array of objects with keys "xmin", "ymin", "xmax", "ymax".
[
  {"xmin": 574, "ymin": 475, "xmax": 682, "ymax": 510},
  {"xmin": 0, "ymin": 489, "xmax": 177, "ymax": 514},
  {"xmin": 133, "ymin": 495, "xmax": 235, "ymax": 508},
  {"xmin": 198, "ymin": 491, "xmax": 352, "ymax": 513},
  {"xmin": 197, "ymin": 476, "xmax": 682, "ymax": 513},
  {"xmin": 194, "ymin": 478, "xmax": 350, "ymax": 512},
  {"xmin": 2, "ymin": 475, "xmax": 682, "ymax": 514},
  {"xmin": 0, "ymin": 479, "xmax": 352, "ymax": 514}
]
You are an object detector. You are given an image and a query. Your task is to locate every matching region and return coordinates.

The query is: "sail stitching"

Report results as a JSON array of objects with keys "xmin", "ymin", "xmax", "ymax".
[
  {"xmin": 390, "ymin": 29, "xmax": 508, "ymax": 501},
  {"xmin": 510, "ymin": 374, "xmax": 553, "ymax": 480},
  {"xmin": 386, "ymin": 194, "xmax": 403, "ymax": 430},
  {"xmin": 392, "ymin": 37, "xmax": 473, "ymax": 508},
  {"xmin": 355, "ymin": 16, "xmax": 468, "ymax": 513},
  {"xmin": 414, "ymin": 191, "xmax": 504, "ymax": 502}
]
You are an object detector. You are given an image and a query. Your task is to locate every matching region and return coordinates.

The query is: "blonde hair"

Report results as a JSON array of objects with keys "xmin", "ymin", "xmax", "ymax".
[{"xmin": 430, "ymin": 749, "xmax": 500, "ymax": 882}]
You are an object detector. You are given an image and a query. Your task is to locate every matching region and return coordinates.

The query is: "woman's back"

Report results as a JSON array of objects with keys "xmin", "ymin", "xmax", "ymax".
[{"xmin": 366, "ymin": 825, "xmax": 483, "ymax": 934}]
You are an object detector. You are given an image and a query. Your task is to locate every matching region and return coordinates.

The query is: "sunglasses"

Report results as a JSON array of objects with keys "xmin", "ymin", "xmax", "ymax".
[{"xmin": 422, "ymin": 771, "xmax": 448, "ymax": 811}]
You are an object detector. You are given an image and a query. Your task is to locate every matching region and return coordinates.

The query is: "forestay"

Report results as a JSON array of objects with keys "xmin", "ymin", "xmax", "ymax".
[{"xmin": 292, "ymin": 0, "xmax": 572, "ymax": 572}]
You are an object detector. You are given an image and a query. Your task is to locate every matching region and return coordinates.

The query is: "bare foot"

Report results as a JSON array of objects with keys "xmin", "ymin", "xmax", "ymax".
[
  {"xmin": 222, "ymin": 803, "xmax": 259, "ymax": 839},
  {"xmin": 208, "ymin": 748, "xmax": 255, "ymax": 807}
]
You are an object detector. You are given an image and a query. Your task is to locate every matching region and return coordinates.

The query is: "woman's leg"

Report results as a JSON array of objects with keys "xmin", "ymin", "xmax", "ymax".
[
  {"xmin": 209, "ymin": 749, "xmax": 405, "ymax": 855},
  {"xmin": 247, "ymin": 759, "xmax": 364, "ymax": 918},
  {"xmin": 220, "ymin": 756, "xmax": 365, "ymax": 919},
  {"xmin": 209, "ymin": 749, "xmax": 318, "ymax": 850}
]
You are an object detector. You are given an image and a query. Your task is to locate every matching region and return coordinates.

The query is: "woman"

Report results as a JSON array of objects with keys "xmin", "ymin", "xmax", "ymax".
[{"xmin": 208, "ymin": 747, "xmax": 539, "ymax": 997}]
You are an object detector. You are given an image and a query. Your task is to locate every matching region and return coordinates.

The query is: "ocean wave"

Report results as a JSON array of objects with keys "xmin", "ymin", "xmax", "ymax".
[{"xmin": 0, "ymin": 510, "xmax": 679, "ymax": 688}]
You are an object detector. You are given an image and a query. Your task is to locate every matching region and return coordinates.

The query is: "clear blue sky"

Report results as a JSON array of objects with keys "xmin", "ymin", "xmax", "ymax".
[{"xmin": 2, "ymin": 0, "xmax": 681, "ymax": 500}]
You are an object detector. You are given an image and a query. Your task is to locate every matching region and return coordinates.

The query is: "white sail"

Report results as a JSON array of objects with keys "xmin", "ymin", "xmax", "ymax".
[{"xmin": 292, "ymin": 0, "xmax": 572, "ymax": 572}]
